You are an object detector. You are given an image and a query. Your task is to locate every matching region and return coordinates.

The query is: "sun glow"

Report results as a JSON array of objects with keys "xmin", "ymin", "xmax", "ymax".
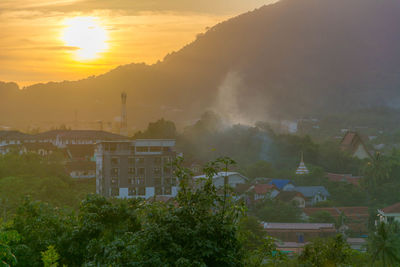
[{"xmin": 62, "ymin": 17, "xmax": 108, "ymax": 61}]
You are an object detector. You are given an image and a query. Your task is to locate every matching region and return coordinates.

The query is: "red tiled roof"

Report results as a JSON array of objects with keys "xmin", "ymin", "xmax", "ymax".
[
  {"xmin": 382, "ymin": 203, "xmax": 400, "ymax": 214},
  {"xmin": 303, "ymin": 207, "xmax": 369, "ymax": 218},
  {"xmin": 263, "ymin": 223, "xmax": 335, "ymax": 230},
  {"xmin": 326, "ymin": 173, "xmax": 362, "ymax": 186},
  {"xmin": 254, "ymin": 184, "xmax": 277, "ymax": 194}
]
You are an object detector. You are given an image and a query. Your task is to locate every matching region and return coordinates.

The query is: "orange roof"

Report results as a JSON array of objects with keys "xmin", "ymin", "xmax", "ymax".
[
  {"xmin": 382, "ymin": 203, "xmax": 400, "ymax": 213},
  {"xmin": 254, "ymin": 184, "xmax": 277, "ymax": 194},
  {"xmin": 304, "ymin": 207, "xmax": 369, "ymax": 218}
]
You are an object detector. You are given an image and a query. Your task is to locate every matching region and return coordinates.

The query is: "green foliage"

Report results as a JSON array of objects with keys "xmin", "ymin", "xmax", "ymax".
[
  {"xmin": 308, "ymin": 211, "xmax": 336, "ymax": 224},
  {"xmin": 368, "ymin": 222, "xmax": 400, "ymax": 266},
  {"xmin": 41, "ymin": 245, "xmax": 59, "ymax": 267},
  {"xmin": 133, "ymin": 118, "xmax": 177, "ymax": 139},
  {"xmin": 0, "ymin": 224, "xmax": 19, "ymax": 267},
  {"xmin": 252, "ymin": 200, "xmax": 302, "ymax": 223},
  {"xmin": 299, "ymin": 235, "xmax": 356, "ymax": 266}
]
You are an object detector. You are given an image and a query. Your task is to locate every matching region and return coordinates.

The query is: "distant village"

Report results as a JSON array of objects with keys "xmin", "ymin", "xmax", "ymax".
[{"xmin": 0, "ymin": 93, "xmax": 399, "ymax": 256}]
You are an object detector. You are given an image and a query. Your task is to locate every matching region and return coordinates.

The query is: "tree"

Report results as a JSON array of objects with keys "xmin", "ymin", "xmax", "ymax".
[
  {"xmin": 308, "ymin": 211, "xmax": 336, "ymax": 224},
  {"xmin": 133, "ymin": 118, "xmax": 177, "ymax": 139},
  {"xmin": 41, "ymin": 245, "xmax": 59, "ymax": 267},
  {"xmin": 368, "ymin": 222, "xmax": 400, "ymax": 266},
  {"xmin": 299, "ymin": 235, "xmax": 354, "ymax": 266},
  {"xmin": 253, "ymin": 200, "xmax": 302, "ymax": 223}
]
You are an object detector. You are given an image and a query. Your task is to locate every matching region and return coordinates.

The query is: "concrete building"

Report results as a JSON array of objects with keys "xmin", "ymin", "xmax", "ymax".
[{"xmin": 96, "ymin": 139, "xmax": 177, "ymax": 199}]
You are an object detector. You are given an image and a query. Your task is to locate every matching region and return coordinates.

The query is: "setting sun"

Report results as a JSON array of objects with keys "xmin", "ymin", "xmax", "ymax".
[{"xmin": 62, "ymin": 17, "xmax": 108, "ymax": 61}]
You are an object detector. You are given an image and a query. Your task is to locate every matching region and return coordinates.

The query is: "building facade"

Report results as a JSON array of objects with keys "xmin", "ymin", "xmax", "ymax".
[{"xmin": 96, "ymin": 139, "xmax": 177, "ymax": 199}]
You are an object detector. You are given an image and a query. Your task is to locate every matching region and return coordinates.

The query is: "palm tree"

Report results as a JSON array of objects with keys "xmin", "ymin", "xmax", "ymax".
[{"xmin": 368, "ymin": 222, "xmax": 400, "ymax": 266}]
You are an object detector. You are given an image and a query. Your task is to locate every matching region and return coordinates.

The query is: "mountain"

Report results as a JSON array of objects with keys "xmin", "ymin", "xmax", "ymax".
[{"xmin": 2, "ymin": 0, "xmax": 400, "ymax": 129}]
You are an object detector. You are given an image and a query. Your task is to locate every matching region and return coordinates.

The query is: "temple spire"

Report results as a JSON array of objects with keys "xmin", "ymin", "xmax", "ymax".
[{"xmin": 296, "ymin": 152, "xmax": 309, "ymax": 175}]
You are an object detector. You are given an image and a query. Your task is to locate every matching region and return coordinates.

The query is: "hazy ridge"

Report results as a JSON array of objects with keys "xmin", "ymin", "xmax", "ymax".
[{"xmin": 2, "ymin": 0, "xmax": 400, "ymax": 129}]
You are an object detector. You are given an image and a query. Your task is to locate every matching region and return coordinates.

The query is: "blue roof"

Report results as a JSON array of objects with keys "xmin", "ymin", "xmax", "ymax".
[{"xmin": 268, "ymin": 179, "xmax": 293, "ymax": 190}]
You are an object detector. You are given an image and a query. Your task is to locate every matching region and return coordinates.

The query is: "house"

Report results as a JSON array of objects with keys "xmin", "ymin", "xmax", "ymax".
[
  {"xmin": 289, "ymin": 186, "xmax": 330, "ymax": 206},
  {"xmin": 326, "ymin": 173, "xmax": 362, "ymax": 186},
  {"xmin": 66, "ymin": 161, "xmax": 96, "ymax": 179},
  {"xmin": 276, "ymin": 191, "xmax": 306, "ymax": 208},
  {"xmin": 34, "ymin": 130, "xmax": 127, "ymax": 148},
  {"xmin": 268, "ymin": 179, "xmax": 295, "ymax": 191},
  {"xmin": 263, "ymin": 222, "xmax": 336, "ymax": 243},
  {"xmin": 340, "ymin": 131, "xmax": 371, "ymax": 160},
  {"xmin": 378, "ymin": 203, "xmax": 400, "ymax": 223},
  {"xmin": 193, "ymin": 172, "xmax": 248, "ymax": 189},
  {"xmin": 347, "ymin": 238, "xmax": 367, "ymax": 252},
  {"xmin": 303, "ymin": 207, "xmax": 369, "ymax": 235},
  {"xmin": 0, "ymin": 143, "xmax": 57, "ymax": 156},
  {"xmin": 0, "ymin": 131, "xmax": 32, "ymax": 147},
  {"xmin": 251, "ymin": 184, "xmax": 280, "ymax": 201}
]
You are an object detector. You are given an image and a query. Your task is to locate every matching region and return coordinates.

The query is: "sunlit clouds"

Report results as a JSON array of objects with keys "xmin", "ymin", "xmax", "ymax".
[
  {"xmin": 62, "ymin": 17, "xmax": 109, "ymax": 60},
  {"xmin": 0, "ymin": 0, "xmax": 278, "ymax": 86}
]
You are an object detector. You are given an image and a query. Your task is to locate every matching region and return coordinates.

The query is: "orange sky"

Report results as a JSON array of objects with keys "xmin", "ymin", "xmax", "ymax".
[{"xmin": 0, "ymin": 0, "xmax": 277, "ymax": 87}]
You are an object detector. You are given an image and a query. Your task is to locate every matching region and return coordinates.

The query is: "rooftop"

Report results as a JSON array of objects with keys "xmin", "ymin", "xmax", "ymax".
[
  {"xmin": 291, "ymin": 186, "xmax": 330, "ymax": 197},
  {"xmin": 381, "ymin": 202, "xmax": 400, "ymax": 214},
  {"xmin": 263, "ymin": 222, "xmax": 335, "ymax": 230}
]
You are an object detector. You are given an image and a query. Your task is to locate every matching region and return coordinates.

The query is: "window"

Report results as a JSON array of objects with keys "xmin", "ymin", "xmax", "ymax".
[
  {"xmin": 128, "ymin": 157, "xmax": 135, "ymax": 165},
  {"xmin": 155, "ymin": 187, "xmax": 162, "ymax": 195},
  {"xmin": 137, "ymin": 187, "xmax": 145, "ymax": 196},
  {"xmin": 164, "ymin": 167, "xmax": 171, "ymax": 175},
  {"xmin": 163, "ymin": 147, "xmax": 171, "ymax": 152},
  {"xmin": 111, "ymin": 187, "xmax": 119, "ymax": 197},
  {"xmin": 110, "ymin": 144, "xmax": 116, "ymax": 152},
  {"xmin": 164, "ymin": 177, "xmax": 171, "ymax": 185},
  {"xmin": 128, "ymin": 187, "xmax": 136, "ymax": 196},
  {"xmin": 128, "ymin": 167, "xmax": 136, "ymax": 175},
  {"xmin": 154, "ymin": 177, "xmax": 162, "ymax": 185},
  {"xmin": 136, "ymin": 147, "xmax": 148, "ymax": 152},
  {"xmin": 137, "ymin": 177, "xmax": 145, "ymax": 185},
  {"xmin": 138, "ymin": 168, "xmax": 145, "ymax": 176},
  {"xmin": 150, "ymin": 146, "xmax": 162, "ymax": 152},
  {"xmin": 297, "ymin": 233, "xmax": 305, "ymax": 243},
  {"xmin": 163, "ymin": 157, "xmax": 171, "ymax": 163},
  {"xmin": 111, "ymin": 168, "xmax": 119, "ymax": 177},
  {"xmin": 154, "ymin": 157, "xmax": 162, "ymax": 164},
  {"xmin": 129, "ymin": 178, "xmax": 135, "ymax": 185},
  {"xmin": 136, "ymin": 158, "xmax": 145, "ymax": 164},
  {"xmin": 164, "ymin": 186, "xmax": 171, "ymax": 195},
  {"xmin": 154, "ymin": 167, "xmax": 161, "ymax": 176},
  {"xmin": 111, "ymin": 157, "xmax": 119, "ymax": 165},
  {"xmin": 111, "ymin": 177, "xmax": 119, "ymax": 185}
]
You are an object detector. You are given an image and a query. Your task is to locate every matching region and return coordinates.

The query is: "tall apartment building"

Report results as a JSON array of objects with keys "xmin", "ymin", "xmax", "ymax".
[{"xmin": 95, "ymin": 139, "xmax": 177, "ymax": 198}]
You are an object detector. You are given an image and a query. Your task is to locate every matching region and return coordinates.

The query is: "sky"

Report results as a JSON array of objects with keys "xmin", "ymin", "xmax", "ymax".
[{"xmin": 0, "ymin": 0, "xmax": 277, "ymax": 87}]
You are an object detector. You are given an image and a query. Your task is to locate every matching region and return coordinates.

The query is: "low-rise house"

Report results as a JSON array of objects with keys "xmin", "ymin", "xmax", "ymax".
[
  {"xmin": 193, "ymin": 172, "xmax": 248, "ymax": 189},
  {"xmin": 289, "ymin": 186, "xmax": 330, "ymax": 206},
  {"xmin": 251, "ymin": 184, "xmax": 280, "ymax": 201},
  {"xmin": 326, "ymin": 173, "xmax": 362, "ymax": 186},
  {"xmin": 340, "ymin": 131, "xmax": 372, "ymax": 160},
  {"xmin": 0, "ymin": 143, "xmax": 57, "ymax": 156},
  {"xmin": 66, "ymin": 161, "xmax": 96, "ymax": 179},
  {"xmin": 276, "ymin": 191, "xmax": 306, "ymax": 208},
  {"xmin": 263, "ymin": 222, "xmax": 336, "ymax": 243},
  {"xmin": 268, "ymin": 179, "xmax": 295, "ymax": 191},
  {"xmin": 303, "ymin": 207, "xmax": 369, "ymax": 235},
  {"xmin": 378, "ymin": 203, "xmax": 400, "ymax": 223},
  {"xmin": 0, "ymin": 131, "xmax": 32, "ymax": 147},
  {"xmin": 347, "ymin": 238, "xmax": 367, "ymax": 252}
]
